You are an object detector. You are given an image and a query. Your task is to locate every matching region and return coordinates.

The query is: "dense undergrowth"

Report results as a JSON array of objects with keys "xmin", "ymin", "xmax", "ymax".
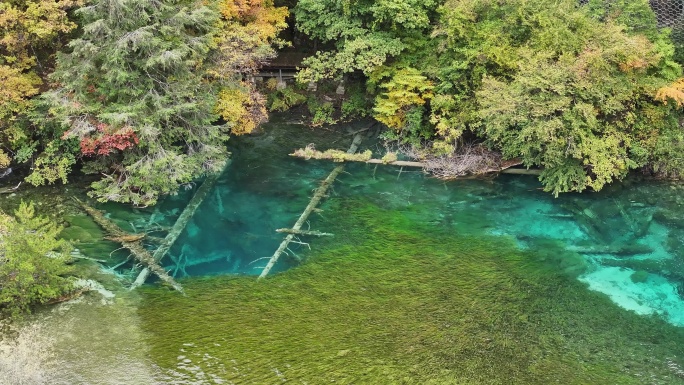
[{"xmin": 138, "ymin": 200, "xmax": 684, "ymax": 384}]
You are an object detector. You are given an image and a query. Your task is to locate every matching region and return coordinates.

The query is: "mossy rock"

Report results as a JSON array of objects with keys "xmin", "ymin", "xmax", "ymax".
[
  {"xmin": 630, "ymin": 270, "xmax": 650, "ymax": 283},
  {"xmin": 60, "ymin": 214, "xmax": 128, "ymax": 260},
  {"xmin": 558, "ymin": 252, "xmax": 590, "ymax": 278},
  {"xmin": 77, "ymin": 240, "xmax": 127, "ymax": 261},
  {"xmin": 524, "ymin": 238, "xmax": 589, "ymax": 277},
  {"xmin": 97, "ymin": 203, "xmax": 147, "ymax": 223}
]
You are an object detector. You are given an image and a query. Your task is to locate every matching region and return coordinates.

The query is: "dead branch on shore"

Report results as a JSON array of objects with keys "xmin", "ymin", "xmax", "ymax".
[
  {"xmin": 400, "ymin": 144, "xmax": 519, "ymax": 178},
  {"xmin": 0, "ymin": 182, "xmax": 21, "ymax": 194}
]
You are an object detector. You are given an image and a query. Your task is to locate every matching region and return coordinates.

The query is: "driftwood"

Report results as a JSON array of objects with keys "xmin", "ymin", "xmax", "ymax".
[
  {"xmin": 145, "ymin": 235, "xmax": 166, "ymax": 244},
  {"xmin": 561, "ymin": 203, "xmax": 608, "ymax": 243},
  {"xmin": 258, "ymin": 133, "xmax": 365, "ymax": 279},
  {"xmin": 275, "ymin": 228, "xmax": 334, "ymax": 236},
  {"xmin": 290, "ymin": 150, "xmax": 541, "ymax": 176},
  {"xmin": 69, "ymin": 250, "xmax": 107, "ymax": 263},
  {"xmin": 75, "ymin": 198, "xmax": 184, "ymax": 293},
  {"xmin": 499, "ymin": 168, "xmax": 541, "ymax": 176},
  {"xmin": 131, "ymin": 164, "xmax": 228, "ymax": 290},
  {"xmin": 568, "ymin": 244, "xmax": 654, "ymax": 256}
]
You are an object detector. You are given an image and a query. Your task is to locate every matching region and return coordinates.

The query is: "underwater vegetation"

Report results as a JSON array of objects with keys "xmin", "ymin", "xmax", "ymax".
[
  {"xmin": 3, "ymin": 113, "xmax": 680, "ymax": 384},
  {"xmin": 138, "ymin": 201, "xmax": 684, "ymax": 385}
]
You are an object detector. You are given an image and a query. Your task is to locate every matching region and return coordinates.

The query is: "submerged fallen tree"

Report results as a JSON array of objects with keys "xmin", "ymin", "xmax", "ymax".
[
  {"xmin": 291, "ymin": 143, "xmax": 540, "ymax": 178},
  {"xmin": 130, "ymin": 163, "xmax": 228, "ymax": 290},
  {"xmin": 258, "ymin": 133, "xmax": 365, "ymax": 279},
  {"xmin": 275, "ymin": 228, "xmax": 333, "ymax": 236},
  {"xmin": 75, "ymin": 198, "xmax": 184, "ymax": 293}
]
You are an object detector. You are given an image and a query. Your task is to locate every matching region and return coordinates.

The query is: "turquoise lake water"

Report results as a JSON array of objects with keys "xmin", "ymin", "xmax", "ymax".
[
  {"xmin": 20, "ymin": 113, "xmax": 684, "ymax": 383},
  {"xmin": 87, "ymin": 114, "xmax": 684, "ymax": 328}
]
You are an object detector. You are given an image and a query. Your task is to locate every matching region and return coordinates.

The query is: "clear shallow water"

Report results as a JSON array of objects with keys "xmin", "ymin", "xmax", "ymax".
[
  {"xmin": 331, "ymin": 166, "xmax": 684, "ymax": 326},
  {"xmin": 44, "ymin": 113, "xmax": 684, "ymax": 384},
  {"xmin": 89, "ymin": 114, "xmax": 684, "ymax": 327}
]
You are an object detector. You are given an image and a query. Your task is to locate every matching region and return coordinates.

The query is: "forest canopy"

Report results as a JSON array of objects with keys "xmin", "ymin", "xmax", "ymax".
[
  {"xmin": 0, "ymin": 0, "xmax": 683, "ymax": 200},
  {"xmin": 1, "ymin": 0, "xmax": 287, "ymax": 206},
  {"xmin": 295, "ymin": 0, "xmax": 684, "ymax": 195}
]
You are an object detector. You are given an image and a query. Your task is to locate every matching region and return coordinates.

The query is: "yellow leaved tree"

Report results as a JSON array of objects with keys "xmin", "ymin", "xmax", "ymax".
[
  {"xmin": 213, "ymin": 0, "xmax": 288, "ymax": 135},
  {"xmin": 656, "ymin": 78, "xmax": 684, "ymax": 107},
  {"xmin": 0, "ymin": 0, "xmax": 81, "ymax": 165}
]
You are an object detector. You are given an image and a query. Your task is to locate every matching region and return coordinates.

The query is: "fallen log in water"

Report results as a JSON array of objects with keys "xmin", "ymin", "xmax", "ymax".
[
  {"xmin": 290, "ymin": 148, "xmax": 541, "ymax": 176},
  {"xmin": 258, "ymin": 133, "xmax": 365, "ymax": 279},
  {"xmin": 275, "ymin": 228, "xmax": 334, "ymax": 236},
  {"xmin": 130, "ymin": 162, "xmax": 229, "ymax": 290},
  {"xmin": 163, "ymin": 250, "xmax": 233, "ymax": 278},
  {"xmin": 74, "ymin": 198, "xmax": 184, "ymax": 293}
]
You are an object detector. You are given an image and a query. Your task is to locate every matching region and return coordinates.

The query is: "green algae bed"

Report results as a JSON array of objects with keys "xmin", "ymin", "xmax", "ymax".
[
  {"xmin": 10, "ymin": 115, "xmax": 684, "ymax": 384},
  {"xmin": 139, "ymin": 201, "xmax": 684, "ymax": 384}
]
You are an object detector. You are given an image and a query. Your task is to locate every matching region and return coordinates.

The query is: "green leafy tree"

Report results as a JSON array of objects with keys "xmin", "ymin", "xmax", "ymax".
[
  {"xmin": 0, "ymin": 202, "xmax": 73, "ymax": 317},
  {"xmin": 33, "ymin": 0, "xmax": 226, "ymax": 206},
  {"xmin": 294, "ymin": 0, "xmax": 440, "ymax": 82},
  {"xmin": 297, "ymin": 0, "xmax": 684, "ymax": 194},
  {"xmin": 469, "ymin": 0, "xmax": 681, "ymax": 195},
  {"xmin": 0, "ymin": 0, "xmax": 81, "ymax": 167}
]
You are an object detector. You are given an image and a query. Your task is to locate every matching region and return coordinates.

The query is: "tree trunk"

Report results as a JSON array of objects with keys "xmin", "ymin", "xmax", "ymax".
[
  {"xmin": 275, "ymin": 228, "xmax": 333, "ymax": 236},
  {"xmin": 258, "ymin": 133, "xmax": 364, "ymax": 279},
  {"xmin": 75, "ymin": 198, "xmax": 184, "ymax": 293},
  {"xmin": 291, "ymin": 154, "xmax": 541, "ymax": 175},
  {"xmin": 130, "ymin": 162, "xmax": 229, "ymax": 290}
]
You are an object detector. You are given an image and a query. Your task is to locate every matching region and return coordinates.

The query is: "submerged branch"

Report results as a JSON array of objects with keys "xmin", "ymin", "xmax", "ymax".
[
  {"xmin": 74, "ymin": 198, "xmax": 184, "ymax": 293},
  {"xmin": 259, "ymin": 133, "xmax": 365, "ymax": 279},
  {"xmin": 275, "ymin": 228, "xmax": 334, "ymax": 236},
  {"xmin": 130, "ymin": 160, "xmax": 230, "ymax": 290}
]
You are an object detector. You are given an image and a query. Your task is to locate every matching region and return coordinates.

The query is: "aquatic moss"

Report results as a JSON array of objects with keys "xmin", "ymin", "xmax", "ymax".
[{"xmin": 138, "ymin": 200, "xmax": 684, "ymax": 384}]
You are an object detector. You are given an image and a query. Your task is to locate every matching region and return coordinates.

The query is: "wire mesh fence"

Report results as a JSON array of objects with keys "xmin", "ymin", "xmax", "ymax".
[
  {"xmin": 581, "ymin": 0, "xmax": 684, "ymax": 62},
  {"xmin": 649, "ymin": 0, "xmax": 684, "ymax": 62},
  {"xmin": 650, "ymin": 0, "xmax": 684, "ymax": 27}
]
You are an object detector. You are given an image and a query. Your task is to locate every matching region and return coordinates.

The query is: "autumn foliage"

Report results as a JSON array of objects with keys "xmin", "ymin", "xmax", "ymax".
[
  {"xmin": 213, "ymin": 0, "xmax": 287, "ymax": 135},
  {"xmin": 1, "ymin": 0, "xmax": 684, "ymax": 202},
  {"xmin": 78, "ymin": 125, "xmax": 139, "ymax": 156},
  {"xmin": 656, "ymin": 78, "xmax": 684, "ymax": 107},
  {"xmin": 0, "ymin": 0, "xmax": 81, "ymax": 165}
]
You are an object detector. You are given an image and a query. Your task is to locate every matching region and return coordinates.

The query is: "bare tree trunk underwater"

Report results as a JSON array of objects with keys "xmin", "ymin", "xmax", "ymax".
[
  {"xmin": 258, "ymin": 133, "xmax": 365, "ymax": 279},
  {"xmin": 130, "ymin": 162, "xmax": 229, "ymax": 290}
]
